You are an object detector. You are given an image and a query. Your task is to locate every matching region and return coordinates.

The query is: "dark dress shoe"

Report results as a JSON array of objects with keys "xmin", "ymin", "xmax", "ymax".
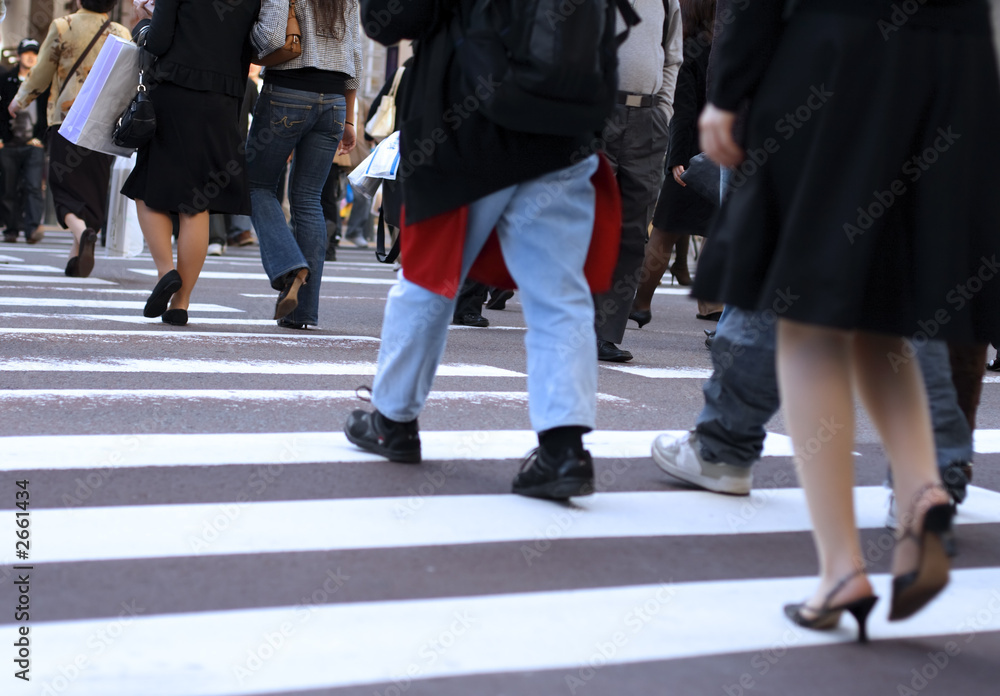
[
  {"xmin": 161, "ymin": 309, "xmax": 188, "ymax": 326},
  {"xmin": 696, "ymin": 310, "xmax": 723, "ymax": 321},
  {"xmin": 144, "ymin": 270, "xmax": 183, "ymax": 317},
  {"xmin": 629, "ymin": 309, "xmax": 651, "ymax": 328},
  {"xmin": 77, "ymin": 228, "xmax": 98, "ymax": 278},
  {"xmin": 4, "ymin": 232, "xmax": 18, "ymax": 243},
  {"xmin": 64, "ymin": 257, "xmax": 80, "ymax": 277},
  {"xmin": 454, "ymin": 312, "xmax": 489, "ymax": 327},
  {"xmin": 344, "ymin": 409, "xmax": 421, "ymax": 463},
  {"xmin": 485, "ymin": 289, "xmax": 514, "ymax": 310},
  {"xmin": 597, "ymin": 339, "xmax": 632, "ymax": 362},
  {"xmin": 278, "ymin": 319, "xmax": 309, "ymax": 330},
  {"xmin": 512, "ymin": 447, "xmax": 595, "ymax": 500}
]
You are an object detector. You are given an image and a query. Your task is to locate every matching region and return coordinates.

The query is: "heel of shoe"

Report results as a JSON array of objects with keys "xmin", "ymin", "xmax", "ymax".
[
  {"xmin": 274, "ymin": 268, "xmax": 309, "ymax": 320},
  {"xmin": 845, "ymin": 596, "xmax": 878, "ymax": 643},
  {"xmin": 629, "ymin": 310, "xmax": 651, "ymax": 329}
]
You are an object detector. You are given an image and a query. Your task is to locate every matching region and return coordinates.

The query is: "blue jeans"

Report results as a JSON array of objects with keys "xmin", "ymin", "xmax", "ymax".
[
  {"xmin": 695, "ymin": 309, "xmax": 972, "ymax": 469},
  {"xmin": 372, "ymin": 155, "xmax": 600, "ymax": 432},
  {"xmin": 248, "ymin": 85, "xmax": 346, "ymax": 325},
  {"xmin": 1, "ymin": 144, "xmax": 45, "ymax": 235}
]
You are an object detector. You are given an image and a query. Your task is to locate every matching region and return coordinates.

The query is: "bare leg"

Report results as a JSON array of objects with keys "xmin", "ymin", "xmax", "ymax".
[
  {"xmin": 852, "ymin": 332, "xmax": 949, "ymax": 576},
  {"xmin": 776, "ymin": 319, "xmax": 873, "ymax": 609},
  {"xmin": 170, "ymin": 211, "xmax": 210, "ymax": 310},
  {"xmin": 136, "ymin": 200, "xmax": 177, "ymax": 279},
  {"xmin": 64, "ymin": 213, "xmax": 88, "ymax": 257},
  {"xmin": 632, "ymin": 226, "xmax": 679, "ymax": 313}
]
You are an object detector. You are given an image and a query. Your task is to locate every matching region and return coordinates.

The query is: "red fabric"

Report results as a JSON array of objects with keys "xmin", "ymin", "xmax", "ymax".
[{"xmin": 399, "ymin": 154, "xmax": 621, "ymax": 299}]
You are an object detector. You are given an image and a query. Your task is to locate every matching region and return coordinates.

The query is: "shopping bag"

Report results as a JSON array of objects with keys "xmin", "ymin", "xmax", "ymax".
[
  {"xmin": 105, "ymin": 154, "xmax": 145, "ymax": 257},
  {"xmin": 59, "ymin": 35, "xmax": 139, "ymax": 158}
]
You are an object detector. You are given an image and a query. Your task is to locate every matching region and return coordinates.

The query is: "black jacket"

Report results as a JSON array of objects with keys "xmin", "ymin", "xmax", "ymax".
[
  {"xmin": 360, "ymin": 0, "xmax": 590, "ymax": 224},
  {"xmin": 140, "ymin": 0, "xmax": 260, "ymax": 99},
  {"xmin": 667, "ymin": 36, "xmax": 710, "ymax": 171},
  {"xmin": 0, "ymin": 68, "xmax": 48, "ymax": 144}
]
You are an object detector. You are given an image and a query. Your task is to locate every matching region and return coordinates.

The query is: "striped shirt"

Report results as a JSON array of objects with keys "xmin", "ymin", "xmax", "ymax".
[{"xmin": 252, "ymin": 0, "xmax": 362, "ymax": 91}]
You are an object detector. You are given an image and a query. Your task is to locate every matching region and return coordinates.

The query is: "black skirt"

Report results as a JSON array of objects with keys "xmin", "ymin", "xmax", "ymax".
[
  {"xmin": 652, "ymin": 169, "xmax": 715, "ymax": 234},
  {"xmin": 693, "ymin": 0, "xmax": 1000, "ymax": 345},
  {"xmin": 47, "ymin": 126, "xmax": 114, "ymax": 230},
  {"xmin": 122, "ymin": 82, "xmax": 250, "ymax": 215}
]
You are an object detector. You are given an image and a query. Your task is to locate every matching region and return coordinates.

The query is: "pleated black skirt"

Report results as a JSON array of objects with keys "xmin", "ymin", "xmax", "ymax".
[
  {"xmin": 122, "ymin": 82, "xmax": 250, "ymax": 216},
  {"xmin": 692, "ymin": 0, "xmax": 1000, "ymax": 344}
]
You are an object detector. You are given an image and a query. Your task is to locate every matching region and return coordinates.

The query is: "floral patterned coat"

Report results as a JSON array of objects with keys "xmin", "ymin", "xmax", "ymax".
[{"xmin": 14, "ymin": 8, "xmax": 130, "ymax": 126}]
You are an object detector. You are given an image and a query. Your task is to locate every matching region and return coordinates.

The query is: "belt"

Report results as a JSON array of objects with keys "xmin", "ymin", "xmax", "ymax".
[{"xmin": 616, "ymin": 91, "xmax": 654, "ymax": 108}]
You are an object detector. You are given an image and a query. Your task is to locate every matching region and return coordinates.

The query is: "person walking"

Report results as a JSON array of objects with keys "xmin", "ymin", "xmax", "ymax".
[
  {"xmin": 1, "ymin": 39, "xmax": 47, "ymax": 245},
  {"xmin": 695, "ymin": 0, "xmax": 1000, "ymax": 640},
  {"xmin": 10, "ymin": 0, "xmax": 130, "ymax": 277},
  {"xmin": 248, "ymin": 0, "xmax": 362, "ymax": 330},
  {"xmin": 122, "ymin": 0, "xmax": 260, "ymax": 326}
]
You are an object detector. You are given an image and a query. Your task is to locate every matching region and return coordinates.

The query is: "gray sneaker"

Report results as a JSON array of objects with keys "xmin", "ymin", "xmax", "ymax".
[{"xmin": 651, "ymin": 430, "xmax": 753, "ymax": 495}]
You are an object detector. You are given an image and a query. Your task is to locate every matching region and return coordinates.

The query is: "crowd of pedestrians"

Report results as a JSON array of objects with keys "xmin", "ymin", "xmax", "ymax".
[{"xmin": 2, "ymin": 0, "xmax": 1000, "ymax": 646}]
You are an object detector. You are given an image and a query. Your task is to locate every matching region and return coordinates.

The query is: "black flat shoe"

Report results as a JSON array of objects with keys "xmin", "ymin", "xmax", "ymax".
[
  {"xmin": 344, "ymin": 409, "xmax": 421, "ymax": 463},
  {"xmin": 784, "ymin": 570, "xmax": 878, "ymax": 644},
  {"xmin": 629, "ymin": 310, "xmax": 651, "ymax": 328},
  {"xmin": 275, "ymin": 268, "xmax": 309, "ymax": 320},
  {"xmin": 512, "ymin": 447, "xmax": 595, "ymax": 500},
  {"xmin": 278, "ymin": 319, "xmax": 309, "ymax": 330},
  {"xmin": 485, "ymin": 289, "xmax": 514, "ymax": 310},
  {"xmin": 890, "ymin": 484, "xmax": 953, "ymax": 621},
  {"xmin": 696, "ymin": 310, "xmax": 723, "ymax": 321},
  {"xmin": 65, "ymin": 257, "xmax": 80, "ymax": 277},
  {"xmin": 77, "ymin": 228, "xmax": 98, "ymax": 278},
  {"xmin": 454, "ymin": 312, "xmax": 489, "ymax": 327},
  {"xmin": 161, "ymin": 309, "xmax": 188, "ymax": 326},
  {"xmin": 598, "ymin": 339, "xmax": 632, "ymax": 362},
  {"xmin": 143, "ymin": 270, "xmax": 183, "ymax": 318}
]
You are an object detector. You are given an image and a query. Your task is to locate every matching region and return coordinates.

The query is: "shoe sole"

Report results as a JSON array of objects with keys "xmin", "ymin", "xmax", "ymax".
[
  {"xmin": 651, "ymin": 442, "xmax": 752, "ymax": 496},
  {"xmin": 513, "ymin": 477, "xmax": 594, "ymax": 501},
  {"xmin": 77, "ymin": 230, "xmax": 98, "ymax": 278},
  {"xmin": 343, "ymin": 427, "xmax": 421, "ymax": 464},
  {"xmin": 598, "ymin": 353, "xmax": 632, "ymax": 363}
]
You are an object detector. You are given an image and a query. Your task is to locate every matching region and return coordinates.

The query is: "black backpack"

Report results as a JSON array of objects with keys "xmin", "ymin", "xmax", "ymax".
[{"xmin": 452, "ymin": 0, "xmax": 641, "ymax": 137}]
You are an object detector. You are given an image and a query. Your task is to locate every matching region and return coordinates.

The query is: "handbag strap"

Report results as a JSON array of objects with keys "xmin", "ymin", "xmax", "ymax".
[
  {"xmin": 375, "ymin": 207, "xmax": 400, "ymax": 264},
  {"xmin": 58, "ymin": 18, "xmax": 113, "ymax": 99},
  {"xmin": 387, "ymin": 65, "xmax": 405, "ymax": 101}
]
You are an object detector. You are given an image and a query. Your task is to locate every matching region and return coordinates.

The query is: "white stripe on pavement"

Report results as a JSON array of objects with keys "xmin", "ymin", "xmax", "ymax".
[
  {"xmin": 0, "ymin": 430, "xmax": 789, "ymax": 470},
  {"xmin": 130, "ymin": 268, "xmax": 397, "ymax": 285},
  {"xmin": 0, "ymin": 254, "xmax": 24, "ymax": 262},
  {"xmin": 0, "ymin": 313, "xmax": 287, "ymax": 325},
  {"xmin": 0, "ymin": 358, "xmax": 522, "ymax": 378},
  {"xmin": 0, "ymin": 328, "xmax": 379, "ymax": 341},
  {"xmin": 603, "ymin": 366, "xmax": 714, "ymax": 379},
  {"xmin": 7, "ymin": 570, "xmax": 1000, "ymax": 696},
  {"xmin": 0, "ymin": 389, "xmax": 628, "ymax": 405},
  {"xmin": 0, "ymin": 298, "xmax": 240, "ymax": 311},
  {"xmin": 11, "ymin": 487, "xmax": 1000, "ymax": 563},
  {"xmin": 0, "ymin": 263, "xmax": 71, "ymax": 273},
  {"xmin": 0, "ymin": 274, "xmax": 117, "ymax": 285}
]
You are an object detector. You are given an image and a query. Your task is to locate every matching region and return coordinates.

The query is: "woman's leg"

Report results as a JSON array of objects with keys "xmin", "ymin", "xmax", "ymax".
[
  {"xmin": 135, "ymin": 200, "xmax": 176, "ymax": 278},
  {"xmin": 64, "ymin": 213, "xmax": 88, "ymax": 257},
  {"xmin": 171, "ymin": 211, "xmax": 210, "ymax": 310},
  {"xmin": 632, "ymin": 226, "xmax": 681, "ymax": 313},
  {"xmin": 670, "ymin": 233, "xmax": 692, "ymax": 285},
  {"xmin": 776, "ymin": 319, "xmax": 872, "ymax": 608},
  {"xmin": 852, "ymin": 332, "xmax": 950, "ymax": 576}
]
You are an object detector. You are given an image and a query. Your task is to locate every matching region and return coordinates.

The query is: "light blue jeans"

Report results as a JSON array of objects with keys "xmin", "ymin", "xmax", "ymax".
[
  {"xmin": 248, "ymin": 85, "xmax": 346, "ymax": 325},
  {"xmin": 372, "ymin": 155, "xmax": 600, "ymax": 432}
]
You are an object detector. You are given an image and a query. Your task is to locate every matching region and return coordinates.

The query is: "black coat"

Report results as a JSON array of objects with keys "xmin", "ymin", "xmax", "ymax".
[
  {"xmin": 360, "ymin": 0, "xmax": 590, "ymax": 224},
  {"xmin": 0, "ymin": 68, "xmax": 48, "ymax": 144}
]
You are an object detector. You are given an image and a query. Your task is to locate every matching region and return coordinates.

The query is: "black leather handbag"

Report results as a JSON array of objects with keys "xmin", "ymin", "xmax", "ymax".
[
  {"xmin": 680, "ymin": 152, "xmax": 722, "ymax": 206},
  {"xmin": 112, "ymin": 31, "xmax": 156, "ymax": 149}
]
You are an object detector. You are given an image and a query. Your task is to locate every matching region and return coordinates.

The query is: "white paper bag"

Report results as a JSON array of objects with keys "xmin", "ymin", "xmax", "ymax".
[
  {"xmin": 347, "ymin": 131, "xmax": 400, "ymax": 198},
  {"xmin": 59, "ymin": 35, "xmax": 139, "ymax": 158},
  {"xmin": 105, "ymin": 154, "xmax": 145, "ymax": 257}
]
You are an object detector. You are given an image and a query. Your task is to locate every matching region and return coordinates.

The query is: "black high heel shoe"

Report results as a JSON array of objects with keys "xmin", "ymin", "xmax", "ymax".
[
  {"xmin": 629, "ymin": 310, "xmax": 651, "ymax": 328},
  {"xmin": 889, "ymin": 484, "xmax": 953, "ymax": 621},
  {"xmin": 784, "ymin": 569, "xmax": 879, "ymax": 643}
]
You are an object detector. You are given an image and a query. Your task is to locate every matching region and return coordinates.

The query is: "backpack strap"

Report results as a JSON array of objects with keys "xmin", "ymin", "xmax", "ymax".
[
  {"xmin": 375, "ymin": 207, "xmax": 400, "ymax": 264},
  {"xmin": 615, "ymin": 0, "xmax": 642, "ymax": 46},
  {"xmin": 58, "ymin": 18, "xmax": 113, "ymax": 99}
]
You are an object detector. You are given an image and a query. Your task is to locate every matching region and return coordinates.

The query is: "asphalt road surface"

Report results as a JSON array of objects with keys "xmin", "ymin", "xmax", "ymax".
[{"xmin": 1, "ymin": 228, "xmax": 999, "ymax": 696}]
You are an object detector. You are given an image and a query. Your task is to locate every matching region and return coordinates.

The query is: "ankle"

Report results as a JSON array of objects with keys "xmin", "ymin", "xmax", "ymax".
[{"xmin": 538, "ymin": 426, "xmax": 588, "ymax": 459}]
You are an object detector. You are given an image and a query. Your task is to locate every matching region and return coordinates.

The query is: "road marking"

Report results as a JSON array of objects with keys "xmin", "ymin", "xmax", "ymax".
[
  {"xmin": 0, "ymin": 430, "xmax": 789, "ymax": 470},
  {"xmin": 603, "ymin": 366, "xmax": 714, "ymax": 379},
  {"xmin": 13, "ymin": 488, "xmax": 1000, "ymax": 562},
  {"xmin": 130, "ymin": 268, "xmax": 397, "ymax": 285},
  {"xmin": 0, "ymin": 389, "xmax": 628, "ymax": 405},
  {"xmin": 0, "ymin": 263, "xmax": 69, "ymax": 273},
  {"xmin": 0, "ymin": 298, "xmax": 241, "ymax": 311},
  {"xmin": 0, "ymin": 313, "xmax": 282, "ymax": 325},
  {"xmin": 0, "ymin": 327, "xmax": 379, "ymax": 341},
  {"xmin": 0, "ymin": 358, "xmax": 524, "ymax": 378},
  {"xmin": 8, "ymin": 569, "xmax": 999, "ymax": 695},
  {"xmin": 0, "ymin": 273, "xmax": 117, "ymax": 285},
  {"xmin": 0, "ymin": 286, "xmax": 154, "ymax": 295},
  {"xmin": 653, "ymin": 287, "xmax": 695, "ymax": 295},
  {"xmin": 0, "ymin": 254, "xmax": 24, "ymax": 262}
]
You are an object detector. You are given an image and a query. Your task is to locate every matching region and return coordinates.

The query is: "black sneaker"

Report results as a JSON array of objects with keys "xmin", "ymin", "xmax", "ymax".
[
  {"xmin": 512, "ymin": 447, "xmax": 595, "ymax": 500},
  {"xmin": 344, "ymin": 409, "xmax": 421, "ymax": 463}
]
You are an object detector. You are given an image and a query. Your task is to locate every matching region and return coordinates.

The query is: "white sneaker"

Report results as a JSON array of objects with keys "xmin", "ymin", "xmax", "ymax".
[
  {"xmin": 651, "ymin": 430, "xmax": 753, "ymax": 495},
  {"xmin": 207, "ymin": 243, "xmax": 224, "ymax": 256}
]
